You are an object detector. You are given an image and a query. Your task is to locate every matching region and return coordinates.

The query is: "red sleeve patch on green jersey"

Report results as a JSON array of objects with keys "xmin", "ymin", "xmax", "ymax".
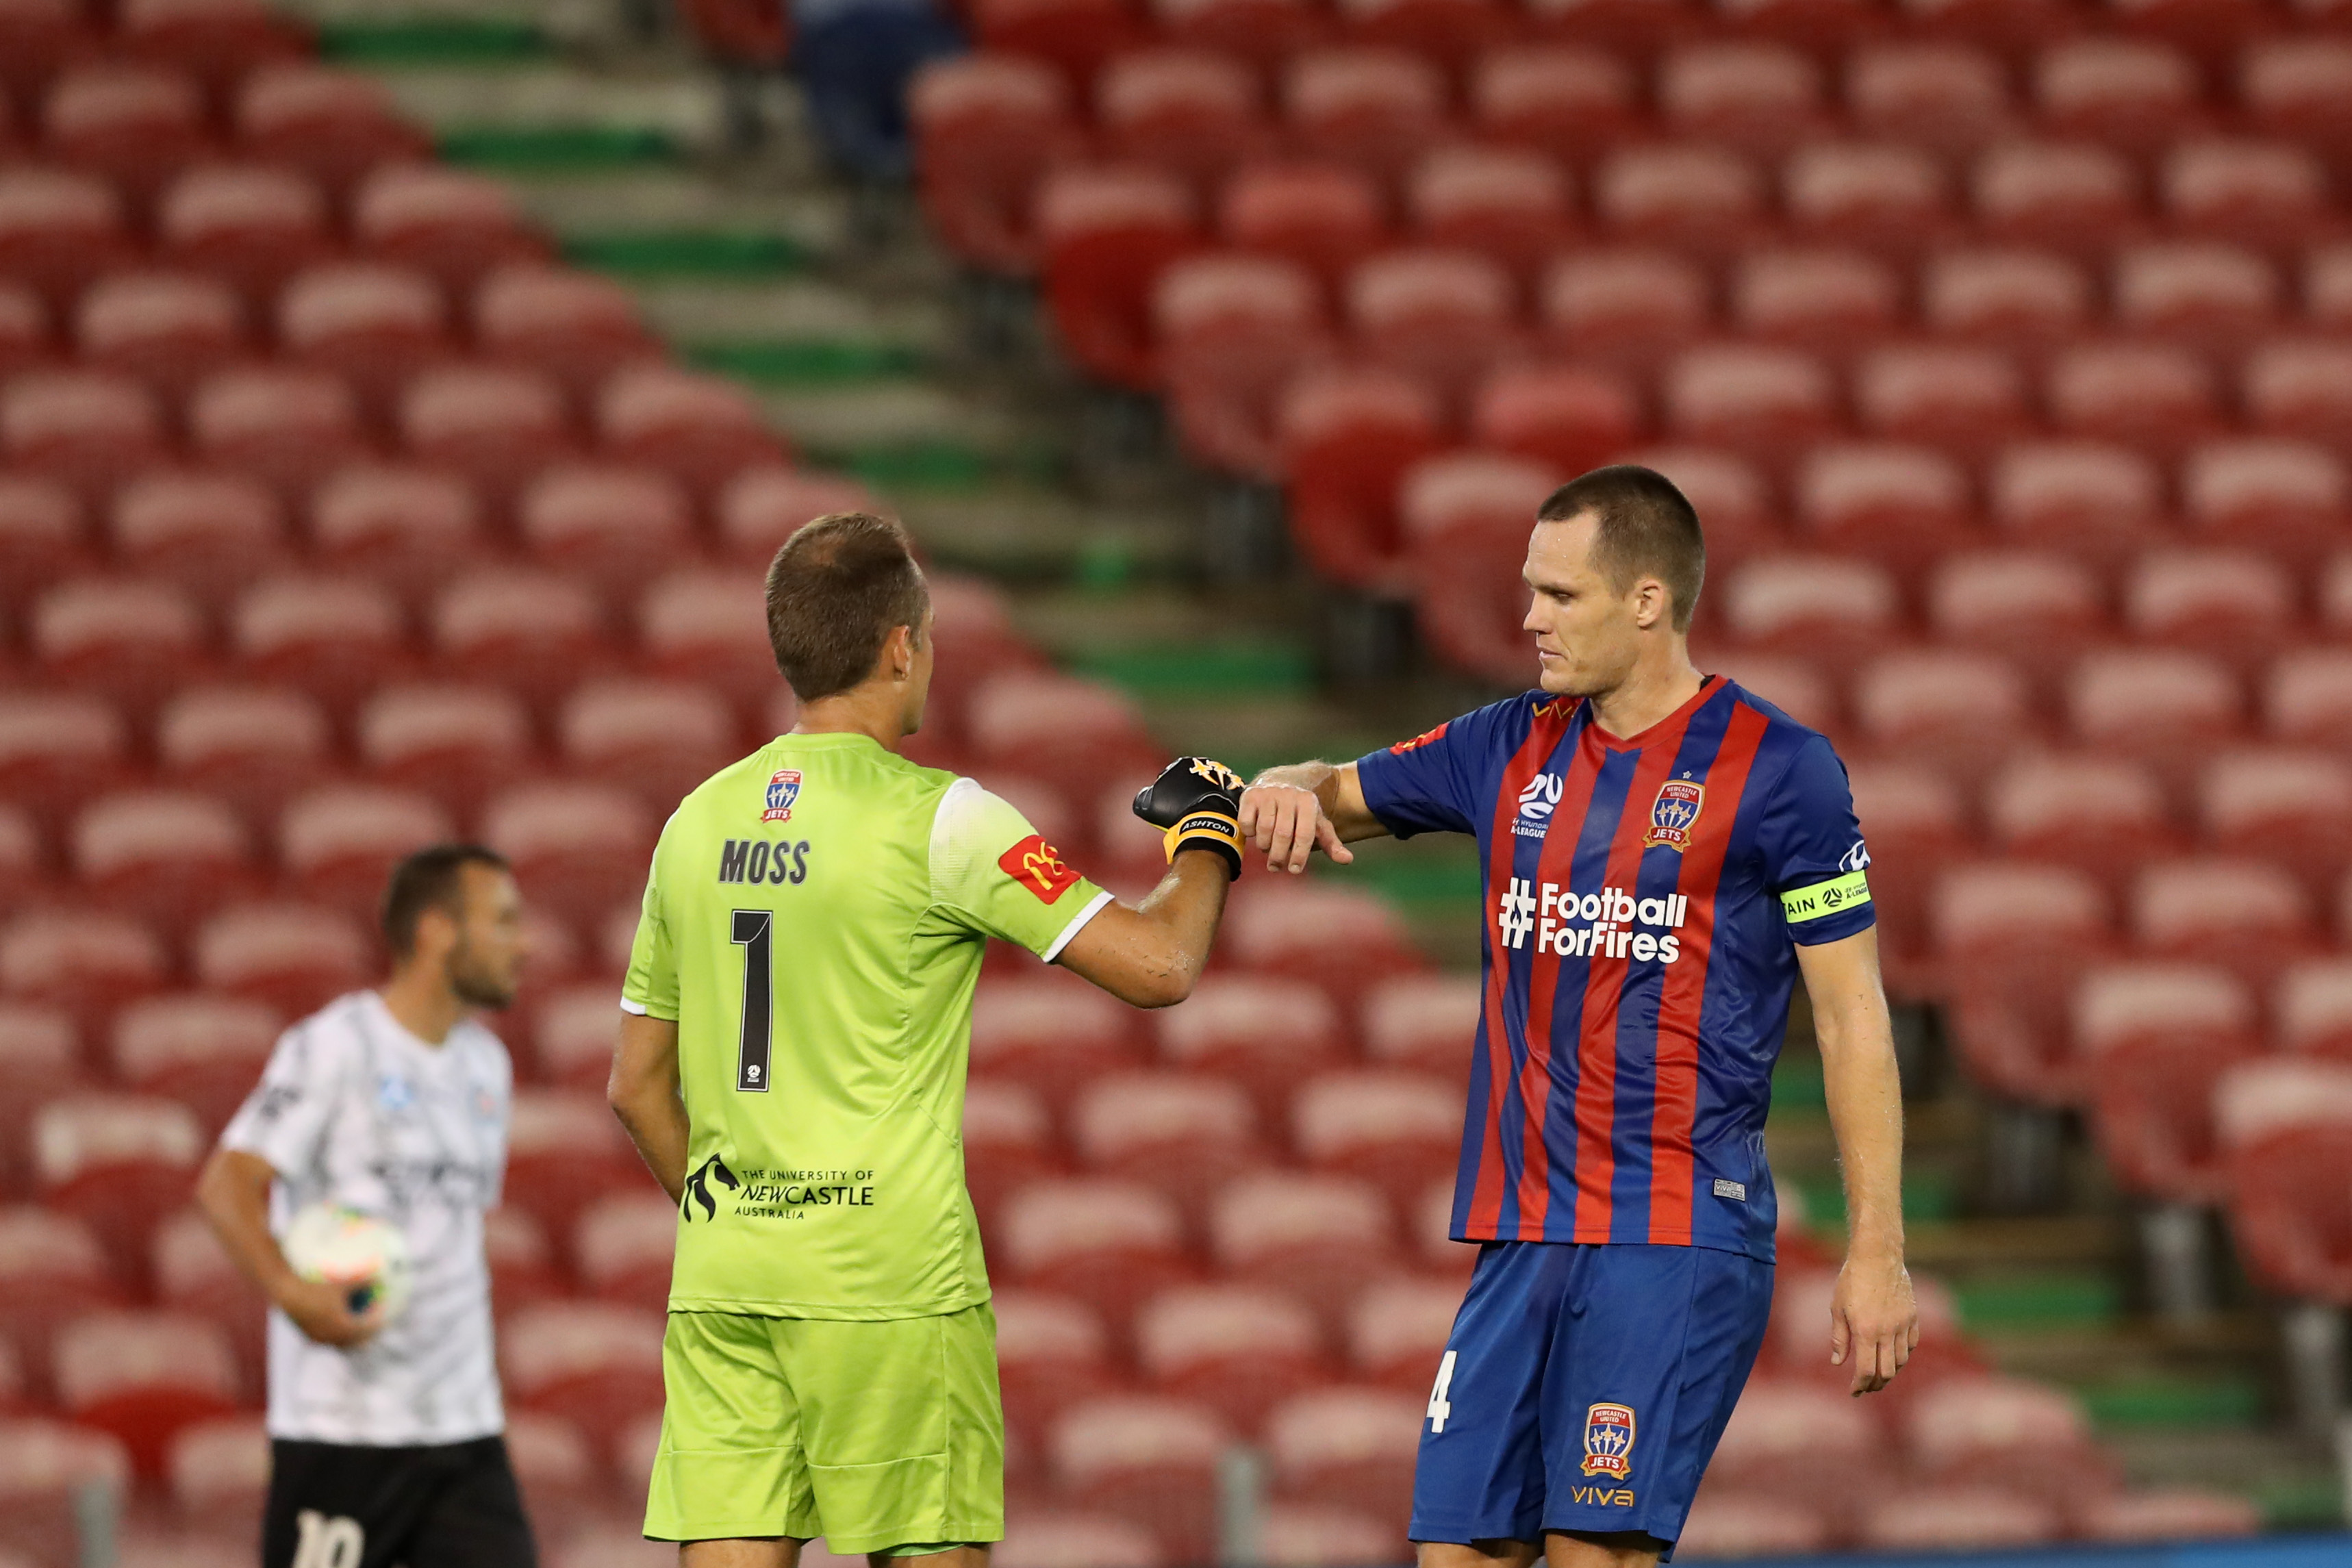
[{"xmin": 999, "ymin": 835, "xmax": 1080, "ymax": 902}]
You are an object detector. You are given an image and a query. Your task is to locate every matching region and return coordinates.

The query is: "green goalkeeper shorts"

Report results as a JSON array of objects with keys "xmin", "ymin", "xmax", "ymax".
[{"xmin": 642, "ymin": 1303, "xmax": 1005, "ymax": 1552}]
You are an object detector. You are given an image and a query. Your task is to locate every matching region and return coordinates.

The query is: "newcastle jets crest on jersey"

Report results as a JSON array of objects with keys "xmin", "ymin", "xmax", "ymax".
[{"xmin": 1354, "ymin": 676, "xmax": 1874, "ymax": 1259}]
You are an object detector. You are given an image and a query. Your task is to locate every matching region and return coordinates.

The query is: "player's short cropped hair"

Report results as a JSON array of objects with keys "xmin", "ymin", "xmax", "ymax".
[
  {"xmin": 381, "ymin": 844, "xmax": 510, "ymax": 960},
  {"xmin": 1536, "ymin": 465, "xmax": 1706, "ymax": 633},
  {"xmin": 763, "ymin": 511, "xmax": 931, "ymax": 702}
]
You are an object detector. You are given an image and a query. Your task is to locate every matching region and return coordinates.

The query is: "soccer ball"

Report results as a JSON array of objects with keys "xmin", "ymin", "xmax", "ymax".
[{"xmin": 283, "ymin": 1204, "xmax": 414, "ymax": 1324}]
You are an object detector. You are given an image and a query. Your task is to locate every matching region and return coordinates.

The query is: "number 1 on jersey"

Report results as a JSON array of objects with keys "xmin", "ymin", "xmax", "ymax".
[{"xmin": 731, "ymin": 909, "xmax": 772, "ymax": 1092}]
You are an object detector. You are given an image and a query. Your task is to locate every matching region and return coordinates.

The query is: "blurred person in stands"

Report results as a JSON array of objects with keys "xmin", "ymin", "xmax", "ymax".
[
  {"xmin": 197, "ymin": 845, "xmax": 534, "ymax": 1568},
  {"xmin": 606, "ymin": 511, "xmax": 1239, "ymax": 1567},
  {"xmin": 1240, "ymin": 466, "xmax": 1917, "ymax": 1567}
]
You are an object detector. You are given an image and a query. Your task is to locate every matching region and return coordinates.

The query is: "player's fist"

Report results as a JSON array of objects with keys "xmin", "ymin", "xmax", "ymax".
[{"xmin": 1133, "ymin": 757, "xmax": 1245, "ymax": 880}]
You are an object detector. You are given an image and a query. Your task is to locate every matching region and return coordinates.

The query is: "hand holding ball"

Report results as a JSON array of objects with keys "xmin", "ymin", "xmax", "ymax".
[{"xmin": 283, "ymin": 1204, "xmax": 413, "ymax": 1328}]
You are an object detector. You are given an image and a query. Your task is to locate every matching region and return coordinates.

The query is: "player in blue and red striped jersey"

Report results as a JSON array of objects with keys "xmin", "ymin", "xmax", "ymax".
[{"xmin": 1241, "ymin": 466, "xmax": 1917, "ymax": 1567}]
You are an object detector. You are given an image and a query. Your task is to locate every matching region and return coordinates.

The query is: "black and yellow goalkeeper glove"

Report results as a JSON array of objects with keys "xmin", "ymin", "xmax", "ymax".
[{"xmin": 1133, "ymin": 757, "xmax": 1246, "ymax": 880}]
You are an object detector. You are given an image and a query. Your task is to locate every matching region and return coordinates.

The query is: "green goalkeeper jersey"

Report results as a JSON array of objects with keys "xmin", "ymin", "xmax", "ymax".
[{"xmin": 622, "ymin": 731, "xmax": 1112, "ymax": 1319}]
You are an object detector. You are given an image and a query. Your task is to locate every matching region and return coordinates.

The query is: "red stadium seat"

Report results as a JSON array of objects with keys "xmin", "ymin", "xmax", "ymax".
[
  {"xmin": 0, "ymin": 690, "xmax": 127, "ymax": 821},
  {"xmin": 118, "ymin": 0, "xmax": 305, "ymax": 86},
  {"xmin": 1406, "ymin": 147, "xmax": 1571, "ymax": 285},
  {"xmin": 517, "ymin": 464, "xmax": 694, "ymax": 595},
  {"xmin": 998, "ymin": 1179, "xmax": 1195, "ymax": 1324},
  {"xmin": 505, "ymin": 1089, "xmax": 646, "ymax": 1239},
  {"xmin": 2244, "ymin": 36, "xmax": 2352, "ymax": 156},
  {"xmin": 1973, "ymin": 140, "xmax": 2143, "ymax": 253},
  {"xmin": 351, "ymin": 164, "xmax": 546, "ymax": 291},
  {"xmin": 0, "ymin": 1419, "xmax": 131, "ymax": 1568},
  {"xmin": 190, "ymin": 368, "xmax": 369, "ymax": 499},
  {"xmin": 1987, "ymin": 442, "xmax": 2163, "ymax": 564},
  {"xmin": 2201, "ymin": 751, "xmax": 2352, "ymax": 898},
  {"xmin": 560, "ymin": 680, "xmax": 737, "ymax": 813},
  {"xmin": 483, "ymin": 1207, "xmax": 564, "ymax": 1322},
  {"xmin": 1719, "ymin": 555, "xmax": 1899, "ymax": 670},
  {"xmin": 909, "ymin": 55, "xmax": 1080, "ymax": 275},
  {"xmin": 1345, "ymin": 1276, "xmax": 1459, "ymax": 1393},
  {"xmin": 473, "ymin": 266, "xmax": 658, "ymax": 394},
  {"xmin": 1782, "ymin": 142, "xmax": 1951, "ymax": 251},
  {"xmin": 1217, "ymin": 162, "xmax": 1385, "ymax": 288},
  {"xmin": 1209, "ymin": 1173, "xmax": 1398, "ymax": 1308},
  {"xmin": 1469, "ymin": 364, "xmax": 1640, "ymax": 479},
  {"xmin": 1341, "ymin": 0, "xmax": 1513, "ymax": 68},
  {"xmin": 1845, "ymin": 761, "xmax": 1967, "ymax": 952},
  {"xmin": 109, "ymin": 470, "xmax": 284, "ymax": 602},
  {"xmin": 277, "ymin": 785, "xmax": 456, "ymax": 917},
  {"xmin": 1293, "ymin": 1070, "xmax": 1458, "ymax": 1209},
  {"xmin": 0, "ymin": 475, "xmax": 84, "ymax": 610},
  {"xmin": 1630, "ymin": 446, "xmax": 1778, "ymax": 568},
  {"xmin": 505, "ymin": 1408, "xmax": 600, "ymax": 1522},
  {"xmin": 531, "ymin": 984, "xmax": 622, "ymax": 1090},
  {"xmin": 431, "ymin": 570, "xmax": 604, "ymax": 705},
  {"xmin": 1048, "ymin": 1396, "xmax": 1228, "ymax": 1563},
  {"xmin": 1523, "ymin": 0, "xmax": 1699, "ymax": 49},
  {"xmin": 715, "ymin": 465, "xmax": 880, "ymax": 569},
  {"xmin": 1135, "ymin": 1284, "xmax": 1324, "ymax": 1430},
  {"xmin": 998, "ymin": 1512, "xmax": 1166, "ymax": 1568},
  {"xmin": 994, "ymin": 1291, "xmax": 1118, "ymax": 1441},
  {"xmin": 75, "ymin": 272, "xmax": 245, "ymax": 399},
  {"xmin": 166, "ymin": 1413, "xmax": 268, "ymax": 1539},
  {"xmin": 153, "ymin": 1209, "xmax": 264, "ymax": 1385},
  {"xmin": 968, "ymin": 671, "xmax": 1161, "ymax": 796},
  {"xmin": 1849, "ymin": 650, "xmax": 2031, "ymax": 772},
  {"xmin": 2044, "ymin": 341, "xmax": 2221, "ymax": 451},
  {"xmin": 0, "ymin": 909, "xmax": 168, "ymax": 1039},
  {"xmin": 2077, "ymin": 963, "xmax": 2260, "ymax": 1197},
  {"xmin": 1905, "ymin": 1376, "xmax": 2113, "ymax": 1509},
  {"xmin": 1159, "ymin": 973, "xmax": 1342, "ymax": 1111},
  {"xmin": 1847, "ymin": 42, "xmax": 2012, "ymax": 153},
  {"xmin": 2113, "ymin": 242, "xmax": 2276, "ymax": 346},
  {"xmin": 573, "ymin": 1190, "xmax": 676, "ymax": 1311},
  {"xmin": 191, "ymin": 902, "xmax": 370, "ymax": 1020},
  {"xmin": 1344, "ymin": 249, "xmax": 1519, "ymax": 407},
  {"xmin": 1468, "ymin": 47, "xmax": 1638, "ymax": 163},
  {"xmin": 1921, "ymin": 246, "xmax": 2088, "ymax": 345},
  {"xmin": 595, "ymin": 364, "xmax": 785, "ymax": 496},
  {"xmin": 1070, "ymin": 1072, "xmax": 1261, "ymax": 1208},
  {"xmin": 2, "ymin": 369, "xmax": 168, "ymax": 496},
  {"xmin": 2122, "ymin": 549, "xmax": 2293, "ymax": 670},
  {"xmin": 1792, "ymin": 444, "xmax": 1975, "ymax": 577},
  {"xmin": 1224, "ymin": 878, "xmax": 1424, "ymax": 1020},
  {"xmin": 1706, "ymin": 1380, "xmax": 1886, "ymax": 1527},
  {"xmin": 0, "ymin": 0, "xmax": 94, "ymax": 97},
  {"xmin": 2266, "ymin": 649, "xmax": 2352, "ymax": 749},
  {"xmin": 1282, "ymin": 49, "xmax": 1446, "ymax": 184},
  {"xmin": 964, "ymin": 1076, "xmax": 1061, "ymax": 1228},
  {"xmin": 1591, "ymin": 144, "xmax": 1765, "ymax": 252},
  {"xmin": 636, "ymin": 568, "xmax": 772, "ymax": 708},
  {"xmin": 1277, "ymin": 366, "xmax": 1445, "ymax": 591},
  {"xmin": 972, "ymin": 975, "xmax": 1146, "ymax": 1106},
  {"xmin": 2182, "ymin": 440, "xmax": 2350, "ymax": 566},
  {"xmin": 0, "ymin": 1204, "xmax": 122, "ymax": 1379},
  {"xmin": 499, "ymin": 1300, "xmax": 666, "ymax": 1436},
  {"xmin": 481, "ymin": 783, "xmax": 653, "ymax": 924},
  {"xmin": 397, "ymin": 362, "xmax": 573, "ymax": 498},
  {"xmin": 2134, "ymin": 857, "xmax": 2315, "ymax": 985},
  {"xmin": 1254, "ymin": 1501, "xmax": 1403, "ymax": 1567},
  {"xmin": 1732, "ymin": 249, "xmax": 1899, "ymax": 346},
  {"xmin": 34, "ymin": 1093, "xmax": 205, "ymax": 1268},
  {"xmin": 32, "ymin": 576, "xmax": 207, "ymax": 709},
  {"xmin": 1678, "ymin": 1492, "xmax": 1831, "ymax": 1558},
  {"xmin": 276, "ymin": 262, "xmax": 453, "ymax": 404},
  {"xmin": 42, "ymin": 64, "xmax": 212, "ymax": 197},
  {"xmin": 1152, "ymin": 0, "xmax": 1326, "ymax": 66},
  {"xmin": 0, "ymin": 1002, "xmax": 84, "ymax": 1183},
  {"xmin": 1860, "ymin": 1485, "xmax": 2063, "ymax": 1551},
  {"xmin": 71, "ymin": 790, "xmax": 251, "ymax": 930},
  {"xmin": 2034, "ymin": 38, "xmax": 2203, "ymax": 152},
  {"xmin": 970, "ymin": 0, "xmax": 1140, "ymax": 81},
  {"xmin": 1854, "ymin": 344, "xmax": 2028, "ymax": 455},
  {"xmin": 1097, "ymin": 50, "xmax": 1268, "ymax": 192},
  {"xmin": 230, "ymin": 574, "xmax": 408, "ymax": 713},
  {"xmin": 231, "ymin": 64, "xmax": 428, "ymax": 194},
  {"xmin": 2068, "ymin": 649, "xmax": 2244, "ymax": 766},
  {"xmin": 2077, "ymin": 1489, "xmax": 2261, "ymax": 1542},
  {"xmin": 1662, "ymin": 345, "xmax": 1835, "ymax": 458},
  {"xmin": 2221, "ymin": 1059, "xmax": 2352, "ymax": 1302},
  {"xmin": 156, "ymin": 164, "xmax": 335, "ymax": 307},
  {"xmin": 110, "ymin": 994, "xmax": 278, "ymax": 1137},
  {"xmin": 0, "ymin": 167, "xmax": 130, "ymax": 309},
  {"xmin": 1037, "ymin": 166, "xmax": 1200, "ymax": 392},
  {"xmin": 0, "ymin": 805, "xmax": 37, "ymax": 915},
  {"xmin": 1154, "ymin": 252, "xmax": 1330, "ymax": 480},
  {"xmin": 355, "ymin": 683, "xmax": 533, "ymax": 815},
  {"xmin": 1986, "ymin": 755, "xmax": 2177, "ymax": 886},
  {"xmin": 2162, "ymin": 140, "xmax": 2329, "ymax": 246},
  {"xmin": 2249, "ymin": 338, "xmax": 2352, "ymax": 451},
  {"xmin": 306, "ymin": 465, "xmax": 478, "ymax": 603},
  {"xmin": 1263, "ymin": 1386, "xmax": 1421, "ymax": 1530},
  {"xmin": 1934, "ymin": 861, "xmax": 2112, "ymax": 1091},
  {"xmin": 1658, "ymin": 42, "xmax": 1826, "ymax": 153}
]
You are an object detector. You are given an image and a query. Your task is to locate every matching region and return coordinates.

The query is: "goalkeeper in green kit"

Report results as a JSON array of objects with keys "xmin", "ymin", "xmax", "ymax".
[{"xmin": 607, "ymin": 511, "xmax": 1246, "ymax": 1568}]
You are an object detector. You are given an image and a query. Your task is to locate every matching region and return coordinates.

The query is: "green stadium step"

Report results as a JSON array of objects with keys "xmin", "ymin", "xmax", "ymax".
[
  {"xmin": 1953, "ymin": 1270, "xmax": 2123, "ymax": 1330},
  {"xmin": 316, "ymin": 17, "xmax": 547, "ymax": 66},
  {"xmin": 1067, "ymin": 641, "xmax": 1315, "ymax": 699},
  {"xmin": 829, "ymin": 442, "xmax": 1054, "ymax": 494},
  {"xmin": 2079, "ymin": 1373, "xmax": 2266, "ymax": 1430},
  {"xmin": 564, "ymin": 231, "xmax": 805, "ymax": 279},
  {"xmin": 686, "ymin": 341, "xmax": 926, "ymax": 386},
  {"xmin": 1786, "ymin": 1168, "xmax": 1961, "ymax": 1228},
  {"xmin": 2256, "ymin": 1475, "xmax": 2346, "ymax": 1530},
  {"xmin": 438, "ymin": 125, "xmax": 675, "ymax": 172},
  {"xmin": 1342, "ymin": 851, "xmax": 1484, "ymax": 910}
]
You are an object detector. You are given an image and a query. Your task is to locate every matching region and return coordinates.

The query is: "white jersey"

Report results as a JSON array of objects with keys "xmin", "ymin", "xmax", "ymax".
[{"xmin": 219, "ymin": 990, "xmax": 513, "ymax": 1447}]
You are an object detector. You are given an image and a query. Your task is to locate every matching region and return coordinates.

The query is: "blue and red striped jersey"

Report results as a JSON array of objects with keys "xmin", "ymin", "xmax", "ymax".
[{"xmin": 1354, "ymin": 676, "xmax": 1874, "ymax": 1260}]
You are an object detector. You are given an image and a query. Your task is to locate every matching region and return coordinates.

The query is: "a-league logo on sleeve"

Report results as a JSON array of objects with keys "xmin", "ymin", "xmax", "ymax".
[
  {"xmin": 1580, "ymin": 1402, "xmax": 1636, "ymax": 1478},
  {"xmin": 1000, "ymin": 835, "xmax": 1080, "ymax": 903}
]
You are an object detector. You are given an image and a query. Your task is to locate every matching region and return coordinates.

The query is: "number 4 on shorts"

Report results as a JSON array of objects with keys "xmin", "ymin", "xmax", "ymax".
[{"xmin": 1426, "ymin": 1350, "xmax": 1458, "ymax": 1432}]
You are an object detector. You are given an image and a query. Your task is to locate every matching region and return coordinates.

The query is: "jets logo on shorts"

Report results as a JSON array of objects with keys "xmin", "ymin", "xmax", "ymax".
[
  {"xmin": 1643, "ymin": 779, "xmax": 1706, "ymax": 851},
  {"xmin": 761, "ymin": 770, "xmax": 802, "ymax": 822},
  {"xmin": 1580, "ymin": 1402, "xmax": 1636, "ymax": 1478},
  {"xmin": 1000, "ymin": 835, "xmax": 1080, "ymax": 903}
]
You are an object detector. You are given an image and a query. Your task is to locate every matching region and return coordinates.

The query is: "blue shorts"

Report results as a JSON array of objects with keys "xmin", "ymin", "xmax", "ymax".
[{"xmin": 1409, "ymin": 1241, "xmax": 1772, "ymax": 1555}]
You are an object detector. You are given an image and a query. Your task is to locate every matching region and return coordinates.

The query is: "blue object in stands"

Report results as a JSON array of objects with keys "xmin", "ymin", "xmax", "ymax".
[{"xmin": 790, "ymin": 0, "xmax": 963, "ymax": 182}]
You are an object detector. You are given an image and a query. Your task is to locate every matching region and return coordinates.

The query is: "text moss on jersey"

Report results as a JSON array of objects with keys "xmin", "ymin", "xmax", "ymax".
[
  {"xmin": 1354, "ymin": 677, "xmax": 1875, "ymax": 1260},
  {"xmin": 624, "ymin": 732, "xmax": 1111, "ymax": 1319}
]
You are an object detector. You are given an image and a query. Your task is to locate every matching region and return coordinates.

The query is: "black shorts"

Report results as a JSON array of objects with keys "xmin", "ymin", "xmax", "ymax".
[{"xmin": 262, "ymin": 1434, "xmax": 538, "ymax": 1568}]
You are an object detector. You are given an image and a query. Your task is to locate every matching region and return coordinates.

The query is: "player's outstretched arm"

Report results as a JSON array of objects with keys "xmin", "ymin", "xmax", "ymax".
[
  {"xmin": 195, "ymin": 1148, "xmax": 385, "ymax": 1348},
  {"xmin": 1797, "ymin": 928, "xmax": 1920, "ymax": 1397},
  {"xmin": 1241, "ymin": 761, "xmax": 1389, "ymax": 874},
  {"xmin": 1056, "ymin": 850, "xmax": 1230, "ymax": 1009},
  {"xmin": 609, "ymin": 1013, "xmax": 690, "ymax": 1204}
]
